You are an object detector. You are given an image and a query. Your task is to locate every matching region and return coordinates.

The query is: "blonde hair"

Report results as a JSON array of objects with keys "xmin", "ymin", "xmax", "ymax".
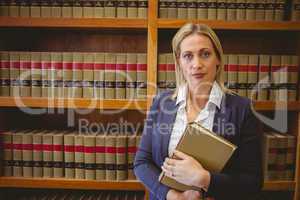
[{"xmin": 171, "ymin": 23, "xmax": 231, "ymax": 98}]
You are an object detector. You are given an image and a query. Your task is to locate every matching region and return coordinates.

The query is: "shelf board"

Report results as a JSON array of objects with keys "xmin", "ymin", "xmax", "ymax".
[
  {"xmin": 0, "ymin": 177, "xmax": 145, "ymax": 191},
  {"xmin": 157, "ymin": 19, "xmax": 300, "ymax": 31},
  {"xmin": 263, "ymin": 181, "xmax": 296, "ymax": 191},
  {"xmin": 253, "ymin": 101, "xmax": 300, "ymax": 111},
  {"xmin": 0, "ymin": 17, "xmax": 147, "ymax": 29},
  {"xmin": 0, "ymin": 97, "xmax": 147, "ymax": 110}
]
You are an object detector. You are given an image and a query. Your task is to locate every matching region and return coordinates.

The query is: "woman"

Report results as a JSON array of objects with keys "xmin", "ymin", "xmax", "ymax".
[{"xmin": 134, "ymin": 23, "xmax": 262, "ymax": 200}]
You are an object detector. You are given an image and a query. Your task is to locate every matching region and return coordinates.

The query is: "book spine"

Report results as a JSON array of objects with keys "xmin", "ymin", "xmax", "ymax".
[
  {"xmin": 41, "ymin": 0, "xmax": 51, "ymax": 18},
  {"xmin": 116, "ymin": 135, "xmax": 127, "ymax": 180},
  {"xmin": 62, "ymin": 0, "xmax": 73, "ymax": 18},
  {"xmin": 245, "ymin": 0, "xmax": 256, "ymax": 20},
  {"xmin": 9, "ymin": 0, "xmax": 19, "ymax": 17},
  {"xmin": 64, "ymin": 133, "xmax": 75, "ymax": 179},
  {"xmin": 73, "ymin": 52, "xmax": 83, "ymax": 98},
  {"xmin": 136, "ymin": 53, "xmax": 147, "ymax": 99},
  {"xmin": 177, "ymin": 0, "xmax": 188, "ymax": 19},
  {"xmin": 104, "ymin": 53, "xmax": 116, "ymax": 99},
  {"xmin": 31, "ymin": 52, "xmax": 42, "ymax": 98},
  {"xmin": 0, "ymin": 51, "xmax": 10, "ymax": 96},
  {"xmin": 217, "ymin": 0, "xmax": 227, "ymax": 20},
  {"xmin": 20, "ymin": 52, "xmax": 31, "ymax": 97},
  {"xmin": 255, "ymin": 0, "xmax": 265, "ymax": 21},
  {"xmin": 33, "ymin": 132, "xmax": 43, "ymax": 177},
  {"xmin": 286, "ymin": 134, "xmax": 296, "ymax": 180},
  {"xmin": 116, "ymin": 53, "xmax": 127, "ymax": 99},
  {"xmin": 158, "ymin": 53, "xmax": 167, "ymax": 94},
  {"xmin": 94, "ymin": 52, "xmax": 105, "ymax": 99},
  {"xmin": 42, "ymin": 132, "xmax": 53, "ymax": 177},
  {"xmin": 137, "ymin": 0, "xmax": 147, "ymax": 18},
  {"xmin": 265, "ymin": 0, "xmax": 275, "ymax": 21},
  {"xmin": 291, "ymin": 0, "xmax": 300, "ymax": 21},
  {"xmin": 0, "ymin": 1, "xmax": 9, "ymax": 16},
  {"xmin": 127, "ymin": 134, "xmax": 136, "ymax": 179},
  {"xmin": 13, "ymin": 132, "xmax": 23, "ymax": 177},
  {"xmin": 41, "ymin": 52, "xmax": 52, "ymax": 98},
  {"xmin": 105, "ymin": 134, "xmax": 117, "ymax": 180},
  {"xmin": 167, "ymin": 0, "xmax": 177, "ymax": 18},
  {"xmin": 247, "ymin": 55, "xmax": 258, "ymax": 99},
  {"xmin": 53, "ymin": 133, "xmax": 64, "ymax": 178},
  {"xmin": 279, "ymin": 55, "xmax": 289, "ymax": 101},
  {"xmin": 51, "ymin": 0, "xmax": 62, "ymax": 18},
  {"xmin": 288, "ymin": 56, "xmax": 298, "ymax": 101},
  {"xmin": 166, "ymin": 53, "xmax": 176, "ymax": 91},
  {"xmin": 30, "ymin": 0, "xmax": 41, "ymax": 17},
  {"xmin": 22, "ymin": 131, "xmax": 33, "ymax": 177},
  {"xmin": 73, "ymin": 0, "xmax": 83, "ymax": 18},
  {"xmin": 127, "ymin": 0, "xmax": 138, "ymax": 18},
  {"xmin": 197, "ymin": 0, "xmax": 208, "ymax": 19},
  {"xmin": 274, "ymin": 133, "xmax": 288, "ymax": 180},
  {"xmin": 84, "ymin": 134, "xmax": 96, "ymax": 180},
  {"xmin": 223, "ymin": 54, "xmax": 228, "ymax": 88},
  {"xmin": 274, "ymin": 0, "xmax": 285, "ymax": 21},
  {"xmin": 126, "ymin": 53, "xmax": 137, "ymax": 99},
  {"xmin": 227, "ymin": 54, "xmax": 238, "ymax": 92},
  {"xmin": 237, "ymin": 55, "xmax": 248, "ymax": 97},
  {"xmin": 96, "ymin": 134, "xmax": 106, "ymax": 180},
  {"xmin": 270, "ymin": 55, "xmax": 281, "ymax": 101},
  {"xmin": 63, "ymin": 52, "xmax": 73, "ymax": 98},
  {"xmin": 104, "ymin": 0, "xmax": 116, "ymax": 18},
  {"xmin": 257, "ymin": 55, "xmax": 270, "ymax": 100},
  {"xmin": 236, "ymin": 0, "xmax": 246, "ymax": 20},
  {"xmin": 2, "ymin": 131, "xmax": 13, "ymax": 176},
  {"xmin": 94, "ymin": 0, "xmax": 105, "ymax": 18},
  {"xmin": 83, "ymin": 0, "xmax": 95, "ymax": 18},
  {"xmin": 207, "ymin": 0, "xmax": 217, "ymax": 19},
  {"xmin": 117, "ymin": 0, "xmax": 127, "ymax": 18},
  {"xmin": 75, "ymin": 134, "xmax": 85, "ymax": 179},
  {"xmin": 51, "ymin": 52, "xmax": 63, "ymax": 98},
  {"xmin": 187, "ymin": 0, "xmax": 197, "ymax": 19},
  {"xmin": 159, "ymin": 0, "xmax": 169, "ymax": 18},
  {"xmin": 19, "ymin": 0, "xmax": 30, "ymax": 17},
  {"xmin": 83, "ymin": 53, "xmax": 95, "ymax": 98},
  {"xmin": 10, "ymin": 52, "xmax": 20, "ymax": 97}
]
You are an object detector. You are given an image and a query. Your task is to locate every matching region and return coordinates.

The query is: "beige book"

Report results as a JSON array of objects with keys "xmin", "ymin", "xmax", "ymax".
[
  {"xmin": 222, "ymin": 54, "xmax": 228, "ymax": 87},
  {"xmin": 19, "ymin": 0, "xmax": 30, "ymax": 17},
  {"xmin": 51, "ymin": 0, "xmax": 62, "ymax": 18},
  {"xmin": 64, "ymin": 132, "xmax": 75, "ymax": 179},
  {"xmin": 104, "ymin": 53, "xmax": 116, "ymax": 99},
  {"xmin": 30, "ymin": 0, "xmax": 41, "ymax": 17},
  {"xmin": 51, "ymin": 52, "xmax": 63, "ymax": 98},
  {"xmin": 187, "ymin": 0, "xmax": 197, "ymax": 19},
  {"xmin": 237, "ymin": 55, "xmax": 248, "ymax": 97},
  {"xmin": 279, "ymin": 55, "xmax": 289, "ymax": 101},
  {"xmin": 274, "ymin": 0, "xmax": 285, "ymax": 21},
  {"xmin": 96, "ymin": 133, "xmax": 106, "ymax": 180},
  {"xmin": 227, "ymin": 54, "xmax": 238, "ymax": 92},
  {"xmin": 73, "ymin": 0, "xmax": 83, "ymax": 18},
  {"xmin": 116, "ymin": 134, "xmax": 127, "ymax": 180},
  {"xmin": 167, "ymin": 0, "xmax": 177, "ymax": 18},
  {"xmin": 9, "ymin": 52, "xmax": 20, "ymax": 97},
  {"xmin": 265, "ymin": 0, "xmax": 275, "ymax": 21},
  {"xmin": 270, "ymin": 55, "xmax": 281, "ymax": 101},
  {"xmin": 285, "ymin": 134, "xmax": 296, "ymax": 180},
  {"xmin": 104, "ymin": 0, "xmax": 116, "ymax": 18},
  {"xmin": 2, "ymin": 131, "xmax": 13, "ymax": 176},
  {"xmin": 127, "ymin": 133, "xmax": 136, "ymax": 179},
  {"xmin": 62, "ymin": 0, "xmax": 73, "ymax": 18},
  {"xmin": 94, "ymin": 0, "xmax": 105, "ymax": 18},
  {"xmin": 13, "ymin": 131, "xmax": 23, "ymax": 177},
  {"xmin": 32, "ymin": 131, "xmax": 43, "ymax": 178},
  {"xmin": 94, "ymin": 52, "xmax": 105, "ymax": 99},
  {"xmin": 84, "ymin": 134, "xmax": 96, "ymax": 180},
  {"xmin": 117, "ymin": 0, "xmax": 127, "ymax": 18},
  {"xmin": 236, "ymin": 0, "xmax": 246, "ymax": 20},
  {"xmin": 158, "ymin": 53, "xmax": 167, "ymax": 94},
  {"xmin": 136, "ymin": 53, "xmax": 147, "ymax": 99},
  {"xmin": 166, "ymin": 53, "xmax": 176, "ymax": 91},
  {"xmin": 245, "ymin": 0, "xmax": 255, "ymax": 20},
  {"xmin": 291, "ymin": 0, "xmax": 300, "ymax": 21},
  {"xmin": 257, "ymin": 55, "xmax": 270, "ymax": 100},
  {"xmin": 127, "ymin": 0, "xmax": 138, "ymax": 18},
  {"xmin": 83, "ymin": 0, "xmax": 95, "ymax": 18},
  {"xmin": 126, "ymin": 53, "xmax": 137, "ymax": 99},
  {"xmin": 41, "ymin": 52, "xmax": 52, "ymax": 98},
  {"xmin": 288, "ymin": 56, "xmax": 298, "ymax": 101},
  {"xmin": 137, "ymin": 0, "xmax": 148, "ymax": 18},
  {"xmin": 159, "ymin": 122, "xmax": 237, "ymax": 191},
  {"xmin": 75, "ymin": 133, "xmax": 85, "ymax": 179},
  {"xmin": 31, "ymin": 52, "xmax": 42, "ymax": 98},
  {"xmin": 41, "ymin": 1, "xmax": 51, "ymax": 18},
  {"xmin": 116, "ymin": 53, "xmax": 127, "ymax": 99},
  {"xmin": 105, "ymin": 134, "xmax": 117, "ymax": 180},
  {"xmin": 177, "ymin": 0, "xmax": 188, "ymax": 19},
  {"xmin": 273, "ymin": 133, "xmax": 287, "ymax": 180},
  {"xmin": 20, "ymin": 52, "xmax": 31, "ymax": 97},
  {"xmin": 0, "ymin": 51, "xmax": 10, "ymax": 96},
  {"xmin": 159, "ymin": 0, "xmax": 169, "ymax": 18},
  {"xmin": 83, "ymin": 53, "xmax": 94, "ymax": 98},
  {"xmin": 53, "ymin": 132, "xmax": 64, "ymax": 178},
  {"xmin": 255, "ymin": 0, "xmax": 265, "ymax": 21},
  {"xmin": 63, "ymin": 52, "xmax": 73, "ymax": 98},
  {"xmin": 9, "ymin": 0, "xmax": 19, "ymax": 17},
  {"xmin": 42, "ymin": 132, "xmax": 53, "ymax": 178},
  {"xmin": 247, "ymin": 55, "xmax": 258, "ymax": 99},
  {"xmin": 262, "ymin": 132, "xmax": 277, "ymax": 180},
  {"xmin": 197, "ymin": 0, "xmax": 208, "ymax": 19},
  {"xmin": 217, "ymin": 0, "xmax": 227, "ymax": 20},
  {"xmin": 22, "ymin": 131, "xmax": 33, "ymax": 177},
  {"xmin": 72, "ymin": 52, "xmax": 83, "ymax": 98},
  {"xmin": 0, "ymin": 1, "xmax": 9, "ymax": 16},
  {"xmin": 207, "ymin": 0, "xmax": 217, "ymax": 19},
  {"xmin": 227, "ymin": 0, "xmax": 237, "ymax": 20}
]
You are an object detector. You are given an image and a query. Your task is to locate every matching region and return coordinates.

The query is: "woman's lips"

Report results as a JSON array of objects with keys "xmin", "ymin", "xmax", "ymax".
[{"xmin": 192, "ymin": 73, "xmax": 205, "ymax": 79}]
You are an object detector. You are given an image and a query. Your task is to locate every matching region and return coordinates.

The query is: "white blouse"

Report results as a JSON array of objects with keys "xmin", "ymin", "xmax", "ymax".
[{"xmin": 168, "ymin": 81, "xmax": 224, "ymax": 157}]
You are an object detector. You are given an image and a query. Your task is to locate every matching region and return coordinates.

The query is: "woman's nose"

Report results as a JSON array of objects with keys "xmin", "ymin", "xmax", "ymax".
[{"xmin": 192, "ymin": 57, "xmax": 203, "ymax": 69}]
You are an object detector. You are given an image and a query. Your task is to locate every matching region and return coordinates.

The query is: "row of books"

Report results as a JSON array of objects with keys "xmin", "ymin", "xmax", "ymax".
[
  {"xmin": 262, "ymin": 132, "xmax": 296, "ymax": 181},
  {"xmin": 159, "ymin": 0, "xmax": 300, "ymax": 21},
  {"xmin": 0, "ymin": 51, "xmax": 147, "ymax": 99},
  {"xmin": 1, "ymin": 130, "xmax": 142, "ymax": 180},
  {"xmin": 0, "ymin": 0, "xmax": 148, "ymax": 19},
  {"xmin": 157, "ymin": 53, "xmax": 299, "ymax": 101}
]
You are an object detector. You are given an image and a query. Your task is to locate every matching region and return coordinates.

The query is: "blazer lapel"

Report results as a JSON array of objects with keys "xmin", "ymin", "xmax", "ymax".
[{"xmin": 213, "ymin": 93, "xmax": 232, "ymax": 136}]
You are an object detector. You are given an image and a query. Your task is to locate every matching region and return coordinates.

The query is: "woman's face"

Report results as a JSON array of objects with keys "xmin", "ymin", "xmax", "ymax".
[{"xmin": 178, "ymin": 33, "xmax": 220, "ymax": 91}]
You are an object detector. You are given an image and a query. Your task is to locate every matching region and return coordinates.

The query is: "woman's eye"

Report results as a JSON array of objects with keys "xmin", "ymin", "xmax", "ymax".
[
  {"xmin": 201, "ymin": 51, "xmax": 210, "ymax": 58},
  {"xmin": 183, "ymin": 54, "xmax": 192, "ymax": 60}
]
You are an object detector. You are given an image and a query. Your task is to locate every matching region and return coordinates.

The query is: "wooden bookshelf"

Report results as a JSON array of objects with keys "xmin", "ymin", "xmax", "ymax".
[
  {"xmin": 0, "ymin": 177, "xmax": 145, "ymax": 191},
  {"xmin": 263, "ymin": 181, "xmax": 296, "ymax": 191}
]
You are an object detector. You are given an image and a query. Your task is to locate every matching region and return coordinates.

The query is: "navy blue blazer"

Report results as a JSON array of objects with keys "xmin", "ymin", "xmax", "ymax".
[{"xmin": 134, "ymin": 90, "xmax": 263, "ymax": 200}]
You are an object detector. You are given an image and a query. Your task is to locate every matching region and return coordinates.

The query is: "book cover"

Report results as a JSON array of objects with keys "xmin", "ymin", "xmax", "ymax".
[
  {"xmin": 51, "ymin": 0, "xmax": 62, "ymax": 18},
  {"xmin": 2, "ymin": 131, "xmax": 13, "ymax": 176},
  {"xmin": 22, "ymin": 131, "xmax": 33, "ymax": 177},
  {"xmin": 247, "ymin": 55, "xmax": 258, "ymax": 99},
  {"xmin": 237, "ymin": 54, "xmax": 248, "ymax": 97},
  {"xmin": 94, "ymin": 0, "xmax": 105, "ymax": 18},
  {"xmin": 159, "ymin": 0, "xmax": 169, "ymax": 18},
  {"xmin": 12, "ymin": 130, "xmax": 23, "ymax": 177},
  {"xmin": 288, "ymin": 56, "xmax": 298, "ymax": 101},
  {"xmin": 62, "ymin": 0, "xmax": 73, "ymax": 18},
  {"xmin": 9, "ymin": 0, "xmax": 19, "ymax": 17},
  {"xmin": 279, "ymin": 55, "xmax": 289, "ymax": 101},
  {"xmin": 0, "ymin": 1, "xmax": 9, "ymax": 16},
  {"xmin": 197, "ymin": 0, "xmax": 208, "ymax": 19},
  {"xmin": 104, "ymin": 53, "xmax": 116, "ymax": 99},
  {"xmin": 63, "ymin": 52, "xmax": 73, "ymax": 98},
  {"xmin": 19, "ymin": 0, "xmax": 30, "ymax": 17},
  {"xmin": 227, "ymin": 54, "xmax": 238, "ymax": 92},
  {"xmin": 116, "ymin": 134, "xmax": 127, "ymax": 180},
  {"xmin": 73, "ymin": 0, "xmax": 83, "ymax": 18},
  {"xmin": 116, "ymin": 53, "xmax": 127, "ymax": 99},
  {"xmin": 207, "ymin": 0, "xmax": 217, "ymax": 19},
  {"xmin": 51, "ymin": 52, "xmax": 63, "ymax": 98},
  {"xmin": 94, "ymin": 52, "xmax": 105, "ymax": 99},
  {"xmin": 53, "ymin": 132, "xmax": 64, "ymax": 178},
  {"xmin": 30, "ymin": 0, "xmax": 41, "ymax": 17},
  {"xmin": 83, "ymin": 0, "xmax": 95, "ymax": 18},
  {"xmin": 64, "ymin": 132, "xmax": 75, "ymax": 179},
  {"xmin": 105, "ymin": 133, "xmax": 117, "ymax": 180},
  {"xmin": 265, "ymin": 0, "xmax": 275, "ymax": 21},
  {"xmin": 273, "ymin": 132, "xmax": 287, "ymax": 180},
  {"xmin": 270, "ymin": 55, "xmax": 281, "ymax": 101},
  {"xmin": 137, "ymin": 0, "xmax": 148, "ymax": 18},
  {"xmin": 75, "ymin": 133, "xmax": 85, "ymax": 179},
  {"xmin": 96, "ymin": 133, "xmax": 106, "ymax": 180},
  {"xmin": 177, "ymin": 0, "xmax": 188, "ymax": 19},
  {"xmin": 217, "ymin": 0, "xmax": 227, "ymax": 20},
  {"xmin": 41, "ymin": 52, "xmax": 52, "ymax": 98},
  {"xmin": 9, "ymin": 52, "xmax": 20, "ymax": 97},
  {"xmin": 274, "ymin": 0, "xmax": 285, "ymax": 21},
  {"xmin": 285, "ymin": 134, "xmax": 296, "ymax": 180},
  {"xmin": 291, "ymin": 0, "xmax": 300, "ymax": 21},
  {"xmin": 31, "ymin": 52, "xmax": 42, "ymax": 98},
  {"xmin": 236, "ymin": 0, "xmax": 246, "ymax": 20},
  {"xmin": 159, "ymin": 122, "xmax": 237, "ymax": 191},
  {"xmin": 127, "ymin": 132, "xmax": 136, "ymax": 179},
  {"xmin": 255, "ymin": 0, "xmax": 265, "ymax": 21},
  {"xmin": 262, "ymin": 132, "xmax": 277, "ymax": 181},
  {"xmin": 126, "ymin": 53, "xmax": 137, "ymax": 99},
  {"xmin": 83, "ymin": 53, "xmax": 94, "ymax": 98},
  {"xmin": 187, "ymin": 0, "xmax": 197, "ymax": 19},
  {"xmin": 84, "ymin": 134, "xmax": 96, "ymax": 180},
  {"xmin": 257, "ymin": 55, "xmax": 270, "ymax": 100},
  {"xmin": 20, "ymin": 52, "xmax": 31, "ymax": 97},
  {"xmin": 245, "ymin": 0, "xmax": 256, "ymax": 20},
  {"xmin": 167, "ymin": 0, "xmax": 177, "ymax": 18},
  {"xmin": 104, "ymin": 0, "xmax": 116, "ymax": 18},
  {"xmin": 33, "ymin": 131, "xmax": 43, "ymax": 178},
  {"xmin": 136, "ymin": 53, "xmax": 147, "ymax": 99},
  {"xmin": 42, "ymin": 131, "xmax": 53, "ymax": 178},
  {"xmin": 73, "ymin": 52, "xmax": 83, "ymax": 98},
  {"xmin": 0, "ymin": 51, "xmax": 10, "ymax": 96},
  {"xmin": 116, "ymin": 0, "xmax": 127, "ymax": 18},
  {"xmin": 41, "ymin": 0, "xmax": 51, "ymax": 18}
]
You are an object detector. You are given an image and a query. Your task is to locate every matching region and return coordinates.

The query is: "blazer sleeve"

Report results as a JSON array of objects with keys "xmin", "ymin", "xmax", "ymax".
[
  {"xmin": 134, "ymin": 95, "xmax": 170, "ymax": 200},
  {"xmin": 206, "ymin": 101, "xmax": 263, "ymax": 200}
]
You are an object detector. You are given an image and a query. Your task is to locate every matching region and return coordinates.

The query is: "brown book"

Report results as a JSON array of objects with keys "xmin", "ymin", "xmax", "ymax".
[
  {"xmin": 19, "ymin": 0, "xmax": 30, "ymax": 17},
  {"xmin": 116, "ymin": 53, "xmax": 127, "ymax": 99},
  {"xmin": 83, "ymin": 53, "xmax": 94, "ymax": 98},
  {"xmin": 94, "ymin": 0, "xmax": 105, "ymax": 18},
  {"xmin": 94, "ymin": 52, "xmax": 105, "ymax": 99},
  {"xmin": 53, "ymin": 132, "xmax": 64, "ymax": 178},
  {"xmin": 187, "ymin": 0, "xmax": 197, "ymax": 19},
  {"xmin": 158, "ymin": 53, "xmax": 167, "ymax": 94},
  {"xmin": 126, "ymin": 53, "xmax": 137, "ymax": 99},
  {"xmin": 227, "ymin": 54, "xmax": 238, "ymax": 92},
  {"xmin": 288, "ymin": 56, "xmax": 298, "ymax": 101},
  {"xmin": 0, "ymin": 1, "xmax": 9, "ymax": 16},
  {"xmin": 30, "ymin": 0, "xmax": 41, "ymax": 17},
  {"xmin": 159, "ymin": 122, "xmax": 237, "ymax": 191},
  {"xmin": 237, "ymin": 55, "xmax": 248, "ymax": 97},
  {"xmin": 159, "ymin": 0, "xmax": 169, "ymax": 18},
  {"xmin": 127, "ymin": 0, "xmax": 138, "ymax": 18},
  {"xmin": 83, "ymin": 0, "xmax": 95, "ymax": 18},
  {"xmin": 13, "ymin": 131, "xmax": 23, "ymax": 177},
  {"xmin": 116, "ymin": 0, "xmax": 127, "ymax": 18},
  {"xmin": 177, "ymin": 0, "xmax": 188, "ymax": 19},
  {"xmin": 207, "ymin": 0, "xmax": 217, "ymax": 19},
  {"xmin": 0, "ymin": 51, "xmax": 10, "ymax": 96},
  {"xmin": 84, "ymin": 134, "xmax": 96, "ymax": 180},
  {"xmin": 167, "ymin": 0, "xmax": 177, "ymax": 18},
  {"xmin": 197, "ymin": 0, "xmax": 208, "ymax": 19},
  {"xmin": 105, "ymin": 133, "xmax": 117, "ymax": 180},
  {"xmin": 64, "ymin": 132, "xmax": 75, "ymax": 179},
  {"xmin": 41, "ymin": 1, "xmax": 51, "ymax": 18},
  {"xmin": 116, "ymin": 134, "xmax": 127, "ymax": 180},
  {"xmin": 227, "ymin": 0, "xmax": 237, "ymax": 20},
  {"xmin": 262, "ymin": 132, "xmax": 277, "ymax": 181},
  {"xmin": 285, "ymin": 134, "xmax": 296, "ymax": 180},
  {"xmin": 247, "ymin": 55, "xmax": 258, "ymax": 99},
  {"xmin": 236, "ymin": 0, "xmax": 246, "ymax": 20},
  {"xmin": 274, "ymin": 0, "xmax": 285, "ymax": 21},
  {"xmin": 104, "ymin": 0, "xmax": 116, "ymax": 18},
  {"xmin": 41, "ymin": 52, "xmax": 52, "ymax": 98},
  {"xmin": 63, "ymin": 52, "xmax": 73, "ymax": 98},
  {"xmin": 265, "ymin": 0, "xmax": 275, "ymax": 21},
  {"xmin": 42, "ymin": 131, "xmax": 53, "ymax": 178},
  {"xmin": 136, "ymin": 53, "xmax": 147, "ymax": 99},
  {"xmin": 73, "ymin": 0, "xmax": 83, "ymax": 18},
  {"xmin": 257, "ymin": 55, "xmax": 270, "ymax": 100},
  {"xmin": 10, "ymin": 52, "xmax": 20, "ymax": 97},
  {"xmin": 31, "ymin": 52, "xmax": 42, "ymax": 98},
  {"xmin": 127, "ymin": 132, "xmax": 136, "ymax": 179},
  {"xmin": 51, "ymin": 52, "xmax": 63, "ymax": 98},
  {"xmin": 273, "ymin": 132, "xmax": 287, "ymax": 180},
  {"xmin": 217, "ymin": 0, "xmax": 227, "ymax": 20},
  {"xmin": 9, "ymin": 0, "xmax": 19, "ymax": 17},
  {"xmin": 270, "ymin": 55, "xmax": 281, "ymax": 101},
  {"xmin": 72, "ymin": 52, "xmax": 83, "ymax": 98},
  {"xmin": 62, "ymin": 0, "xmax": 73, "ymax": 18},
  {"xmin": 2, "ymin": 131, "xmax": 13, "ymax": 176},
  {"xmin": 291, "ymin": 0, "xmax": 300, "ymax": 21},
  {"xmin": 96, "ymin": 133, "xmax": 106, "ymax": 180},
  {"xmin": 137, "ymin": 0, "xmax": 148, "ymax": 18},
  {"xmin": 32, "ymin": 131, "xmax": 43, "ymax": 178},
  {"xmin": 22, "ymin": 131, "xmax": 33, "ymax": 177},
  {"xmin": 75, "ymin": 133, "xmax": 85, "ymax": 179},
  {"xmin": 245, "ymin": 0, "xmax": 255, "ymax": 20},
  {"xmin": 51, "ymin": 0, "xmax": 62, "ymax": 18},
  {"xmin": 20, "ymin": 52, "xmax": 31, "ymax": 97},
  {"xmin": 104, "ymin": 53, "xmax": 116, "ymax": 99},
  {"xmin": 255, "ymin": 0, "xmax": 265, "ymax": 21}
]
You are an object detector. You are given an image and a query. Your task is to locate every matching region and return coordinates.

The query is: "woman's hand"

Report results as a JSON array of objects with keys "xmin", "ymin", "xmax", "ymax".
[
  {"xmin": 166, "ymin": 189, "xmax": 201, "ymax": 200},
  {"xmin": 162, "ymin": 150, "xmax": 211, "ymax": 190}
]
